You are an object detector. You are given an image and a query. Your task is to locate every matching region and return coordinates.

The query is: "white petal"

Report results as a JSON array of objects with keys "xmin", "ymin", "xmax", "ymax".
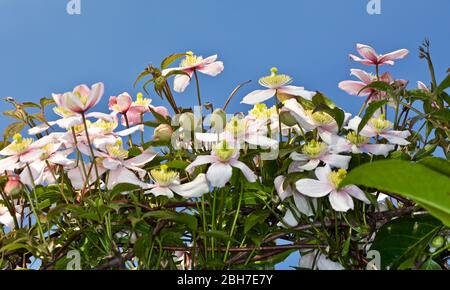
[
  {"xmin": 296, "ymin": 159, "xmax": 321, "ymax": 171},
  {"xmin": 173, "ymin": 72, "xmax": 193, "ymax": 93},
  {"xmin": 229, "ymin": 159, "xmax": 257, "ymax": 183},
  {"xmin": 185, "ymin": 155, "xmax": 217, "ymax": 173},
  {"xmin": 278, "ymin": 86, "xmax": 315, "ymax": 100},
  {"xmin": 206, "ymin": 162, "xmax": 232, "ymax": 188},
  {"xmin": 293, "ymin": 193, "xmax": 315, "ymax": 217},
  {"xmin": 117, "ymin": 125, "xmax": 144, "ymax": 137},
  {"xmin": 149, "ymin": 186, "xmax": 174, "ymax": 198},
  {"xmin": 295, "ymin": 179, "xmax": 332, "ymax": 197},
  {"xmin": 171, "ymin": 173, "xmax": 210, "ymax": 198},
  {"xmin": 362, "ymin": 144, "xmax": 395, "ymax": 156},
  {"xmin": 197, "ymin": 61, "xmax": 224, "ymax": 76},
  {"xmin": 274, "ymin": 176, "xmax": 292, "ymax": 201},
  {"xmin": 342, "ymin": 185, "xmax": 370, "ymax": 204},
  {"xmin": 320, "ymin": 154, "xmax": 351, "ymax": 169},
  {"xmin": 103, "ymin": 158, "xmax": 122, "ymax": 170},
  {"xmin": 279, "ymin": 209, "xmax": 298, "ymax": 228},
  {"xmin": 329, "ymin": 190, "xmax": 354, "ymax": 212},
  {"xmin": 123, "ymin": 148, "xmax": 158, "ymax": 168},
  {"xmin": 241, "ymin": 89, "xmax": 276, "ymax": 105},
  {"xmin": 108, "ymin": 167, "xmax": 149, "ymax": 190},
  {"xmin": 314, "ymin": 165, "xmax": 332, "ymax": 182}
]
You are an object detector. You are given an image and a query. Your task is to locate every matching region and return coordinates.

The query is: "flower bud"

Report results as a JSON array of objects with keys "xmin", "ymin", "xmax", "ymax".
[
  {"xmin": 4, "ymin": 175, "xmax": 22, "ymax": 196},
  {"xmin": 431, "ymin": 236, "xmax": 444, "ymax": 249},
  {"xmin": 153, "ymin": 124, "xmax": 173, "ymax": 142},
  {"xmin": 150, "ymin": 105, "xmax": 170, "ymax": 119},
  {"xmin": 210, "ymin": 108, "xmax": 227, "ymax": 129},
  {"xmin": 280, "ymin": 110, "xmax": 297, "ymax": 127}
]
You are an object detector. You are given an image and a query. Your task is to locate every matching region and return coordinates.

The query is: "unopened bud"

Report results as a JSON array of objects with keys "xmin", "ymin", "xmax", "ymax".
[
  {"xmin": 4, "ymin": 175, "xmax": 22, "ymax": 196},
  {"xmin": 431, "ymin": 236, "xmax": 444, "ymax": 249},
  {"xmin": 153, "ymin": 124, "xmax": 173, "ymax": 142},
  {"xmin": 280, "ymin": 110, "xmax": 297, "ymax": 127},
  {"xmin": 210, "ymin": 108, "xmax": 227, "ymax": 129}
]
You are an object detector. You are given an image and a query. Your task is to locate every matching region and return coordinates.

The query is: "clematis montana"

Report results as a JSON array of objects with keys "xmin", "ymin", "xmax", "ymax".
[
  {"xmin": 109, "ymin": 92, "xmax": 132, "ymax": 114},
  {"xmin": 242, "ymin": 67, "xmax": 315, "ymax": 105},
  {"xmin": 147, "ymin": 165, "xmax": 210, "ymax": 198},
  {"xmin": 295, "ymin": 166, "xmax": 370, "ymax": 212},
  {"xmin": 349, "ymin": 43, "xmax": 409, "ymax": 66},
  {"xmin": 275, "ymin": 175, "xmax": 316, "ymax": 217},
  {"xmin": 283, "ymin": 98, "xmax": 351, "ymax": 136},
  {"xmin": 53, "ymin": 83, "xmax": 104, "ymax": 114},
  {"xmin": 185, "ymin": 140, "xmax": 257, "ymax": 188},
  {"xmin": 338, "ymin": 69, "xmax": 394, "ymax": 100},
  {"xmin": 347, "ymin": 115, "xmax": 411, "ymax": 145},
  {"xmin": 320, "ymin": 130, "xmax": 395, "ymax": 157},
  {"xmin": 289, "ymin": 140, "xmax": 351, "ymax": 171},
  {"xmin": 162, "ymin": 51, "xmax": 224, "ymax": 93},
  {"xmin": 0, "ymin": 199, "xmax": 21, "ymax": 229},
  {"xmin": 121, "ymin": 93, "xmax": 154, "ymax": 126}
]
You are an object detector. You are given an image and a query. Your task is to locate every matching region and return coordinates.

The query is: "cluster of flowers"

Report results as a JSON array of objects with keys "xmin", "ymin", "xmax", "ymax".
[{"xmin": 0, "ymin": 44, "xmax": 419, "ymax": 231}]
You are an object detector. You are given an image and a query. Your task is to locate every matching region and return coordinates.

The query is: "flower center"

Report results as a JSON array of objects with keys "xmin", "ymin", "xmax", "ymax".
[
  {"xmin": 133, "ymin": 92, "xmax": 151, "ymax": 107},
  {"xmin": 106, "ymin": 140, "xmax": 128, "ymax": 160},
  {"xmin": 213, "ymin": 140, "xmax": 237, "ymax": 162},
  {"xmin": 301, "ymin": 140, "xmax": 327, "ymax": 158},
  {"xmin": 305, "ymin": 110, "xmax": 334, "ymax": 125},
  {"xmin": 93, "ymin": 119, "xmax": 118, "ymax": 134},
  {"xmin": 40, "ymin": 144, "xmax": 54, "ymax": 160},
  {"xmin": 346, "ymin": 131, "xmax": 369, "ymax": 145},
  {"xmin": 258, "ymin": 67, "xmax": 292, "ymax": 89},
  {"xmin": 150, "ymin": 164, "xmax": 179, "ymax": 186},
  {"xmin": 329, "ymin": 169, "xmax": 347, "ymax": 188},
  {"xmin": 249, "ymin": 103, "xmax": 277, "ymax": 119},
  {"xmin": 180, "ymin": 51, "xmax": 203, "ymax": 67},
  {"xmin": 71, "ymin": 120, "xmax": 91, "ymax": 134},
  {"xmin": 74, "ymin": 91, "xmax": 89, "ymax": 106},
  {"xmin": 225, "ymin": 116, "xmax": 245, "ymax": 137},
  {"xmin": 369, "ymin": 114, "xmax": 392, "ymax": 131},
  {"xmin": 10, "ymin": 133, "xmax": 33, "ymax": 154}
]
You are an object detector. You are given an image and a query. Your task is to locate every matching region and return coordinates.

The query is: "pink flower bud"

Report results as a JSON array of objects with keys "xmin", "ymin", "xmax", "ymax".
[
  {"xmin": 4, "ymin": 175, "xmax": 22, "ymax": 196},
  {"xmin": 150, "ymin": 105, "xmax": 170, "ymax": 119},
  {"xmin": 153, "ymin": 124, "xmax": 173, "ymax": 142},
  {"xmin": 109, "ymin": 93, "xmax": 132, "ymax": 114}
]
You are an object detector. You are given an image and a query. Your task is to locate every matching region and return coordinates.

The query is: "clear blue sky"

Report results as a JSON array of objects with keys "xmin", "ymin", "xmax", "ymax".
[{"xmin": 1, "ymin": 0, "xmax": 449, "ymax": 269}]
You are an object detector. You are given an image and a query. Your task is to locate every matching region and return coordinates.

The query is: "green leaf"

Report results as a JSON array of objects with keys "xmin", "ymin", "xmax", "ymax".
[
  {"xmin": 203, "ymin": 230, "xmax": 238, "ymax": 243},
  {"xmin": 164, "ymin": 159, "xmax": 189, "ymax": 169},
  {"xmin": 3, "ymin": 122, "xmax": 25, "ymax": 140},
  {"xmin": 313, "ymin": 104, "xmax": 345, "ymax": 130},
  {"xmin": 370, "ymin": 215, "xmax": 441, "ymax": 269},
  {"xmin": 418, "ymin": 157, "xmax": 450, "ymax": 177},
  {"xmin": 435, "ymin": 73, "xmax": 450, "ymax": 95},
  {"xmin": 22, "ymin": 102, "xmax": 41, "ymax": 109},
  {"xmin": 341, "ymin": 159, "xmax": 450, "ymax": 226},
  {"xmin": 431, "ymin": 108, "xmax": 450, "ymax": 123},
  {"xmin": 244, "ymin": 210, "xmax": 270, "ymax": 233},
  {"xmin": 143, "ymin": 210, "xmax": 197, "ymax": 231},
  {"xmin": 358, "ymin": 100, "xmax": 388, "ymax": 134},
  {"xmin": 312, "ymin": 92, "xmax": 336, "ymax": 108},
  {"xmin": 358, "ymin": 81, "xmax": 393, "ymax": 95},
  {"xmin": 421, "ymin": 259, "xmax": 442, "ymax": 270},
  {"xmin": 160, "ymin": 53, "xmax": 187, "ymax": 70},
  {"xmin": 109, "ymin": 183, "xmax": 141, "ymax": 196},
  {"xmin": 40, "ymin": 97, "xmax": 55, "ymax": 108}
]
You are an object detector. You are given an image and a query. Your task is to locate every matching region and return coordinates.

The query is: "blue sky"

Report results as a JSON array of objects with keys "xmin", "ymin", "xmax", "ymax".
[{"xmin": 0, "ymin": 0, "xmax": 449, "ymax": 269}]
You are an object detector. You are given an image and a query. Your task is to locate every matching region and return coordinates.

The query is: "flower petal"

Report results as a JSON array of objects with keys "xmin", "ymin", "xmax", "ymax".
[
  {"xmin": 171, "ymin": 173, "xmax": 210, "ymax": 198},
  {"xmin": 206, "ymin": 162, "xmax": 232, "ymax": 188},
  {"xmin": 274, "ymin": 175, "xmax": 292, "ymax": 201},
  {"xmin": 342, "ymin": 185, "xmax": 370, "ymax": 204},
  {"xmin": 378, "ymin": 49, "xmax": 409, "ymax": 64},
  {"xmin": 185, "ymin": 155, "xmax": 217, "ymax": 173},
  {"xmin": 229, "ymin": 159, "xmax": 257, "ymax": 183},
  {"xmin": 320, "ymin": 154, "xmax": 351, "ymax": 169},
  {"xmin": 329, "ymin": 190, "xmax": 354, "ymax": 212},
  {"xmin": 293, "ymin": 193, "xmax": 315, "ymax": 217},
  {"xmin": 173, "ymin": 72, "xmax": 193, "ymax": 93},
  {"xmin": 149, "ymin": 186, "xmax": 174, "ymax": 198},
  {"xmin": 295, "ymin": 179, "xmax": 332, "ymax": 197},
  {"xmin": 241, "ymin": 89, "xmax": 276, "ymax": 105},
  {"xmin": 197, "ymin": 61, "xmax": 224, "ymax": 76}
]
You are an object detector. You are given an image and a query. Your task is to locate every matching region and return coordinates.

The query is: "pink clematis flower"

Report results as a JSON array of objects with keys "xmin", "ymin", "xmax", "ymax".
[
  {"xmin": 349, "ymin": 43, "xmax": 409, "ymax": 66},
  {"xmin": 109, "ymin": 92, "xmax": 132, "ymax": 114},
  {"xmin": 53, "ymin": 83, "xmax": 104, "ymax": 114},
  {"xmin": 242, "ymin": 67, "xmax": 315, "ymax": 105},
  {"xmin": 274, "ymin": 175, "xmax": 316, "ymax": 217},
  {"xmin": 120, "ymin": 93, "xmax": 153, "ymax": 126},
  {"xmin": 147, "ymin": 165, "xmax": 210, "ymax": 198},
  {"xmin": 185, "ymin": 141, "xmax": 257, "ymax": 188},
  {"xmin": 338, "ymin": 69, "xmax": 393, "ymax": 98},
  {"xmin": 295, "ymin": 166, "xmax": 370, "ymax": 212},
  {"xmin": 0, "ymin": 199, "xmax": 21, "ymax": 229},
  {"xmin": 162, "ymin": 51, "xmax": 224, "ymax": 93},
  {"xmin": 347, "ymin": 116, "xmax": 410, "ymax": 146}
]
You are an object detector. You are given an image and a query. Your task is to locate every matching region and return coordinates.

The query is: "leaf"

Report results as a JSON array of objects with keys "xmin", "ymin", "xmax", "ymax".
[
  {"xmin": 160, "ymin": 53, "xmax": 187, "ymax": 70},
  {"xmin": 341, "ymin": 159, "xmax": 450, "ymax": 226},
  {"xmin": 203, "ymin": 230, "xmax": 238, "ymax": 243},
  {"xmin": 3, "ymin": 122, "xmax": 25, "ymax": 140},
  {"xmin": 358, "ymin": 81, "xmax": 393, "ymax": 95},
  {"xmin": 435, "ymin": 73, "xmax": 450, "ymax": 95},
  {"xmin": 358, "ymin": 100, "xmax": 388, "ymax": 134},
  {"xmin": 370, "ymin": 215, "xmax": 441, "ymax": 269},
  {"xmin": 244, "ymin": 210, "xmax": 270, "ymax": 233},
  {"xmin": 312, "ymin": 92, "xmax": 336, "ymax": 108},
  {"xmin": 421, "ymin": 259, "xmax": 442, "ymax": 270},
  {"xmin": 164, "ymin": 160, "xmax": 189, "ymax": 169},
  {"xmin": 431, "ymin": 108, "xmax": 450, "ymax": 123},
  {"xmin": 109, "ymin": 183, "xmax": 141, "ymax": 196},
  {"xmin": 418, "ymin": 157, "xmax": 450, "ymax": 177},
  {"xmin": 40, "ymin": 97, "xmax": 55, "ymax": 108},
  {"xmin": 133, "ymin": 70, "xmax": 151, "ymax": 88},
  {"xmin": 22, "ymin": 102, "xmax": 40, "ymax": 109},
  {"xmin": 143, "ymin": 210, "xmax": 197, "ymax": 231},
  {"xmin": 313, "ymin": 104, "xmax": 345, "ymax": 130}
]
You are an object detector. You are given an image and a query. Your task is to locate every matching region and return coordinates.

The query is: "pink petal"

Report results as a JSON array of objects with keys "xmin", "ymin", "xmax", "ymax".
[
  {"xmin": 348, "ymin": 54, "xmax": 374, "ymax": 66},
  {"xmin": 241, "ymin": 89, "xmax": 276, "ymax": 105},
  {"xmin": 86, "ymin": 82, "xmax": 104, "ymax": 111},
  {"xmin": 173, "ymin": 72, "xmax": 193, "ymax": 93},
  {"xmin": 356, "ymin": 43, "xmax": 378, "ymax": 62},
  {"xmin": 329, "ymin": 190, "xmax": 354, "ymax": 212},
  {"xmin": 185, "ymin": 155, "xmax": 217, "ymax": 173},
  {"xmin": 362, "ymin": 144, "xmax": 395, "ymax": 157},
  {"xmin": 295, "ymin": 178, "xmax": 332, "ymax": 197},
  {"xmin": 342, "ymin": 185, "xmax": 370, "ymax": 204},
  {"xmin": 314, "ymin": 165, "xmax": 332, "ymax": 183},
  {"xmin": 338, "ymin": 81, "xmax": 371, "ymax": 96},
  {"xmin": 197, "ymin": 61, "xmax": 224, "ymax": 76},
  {"xmin": 124, "ymin": 148, "xmax": 158, "ymax": 168},
  {"xmin": 378, "ymin": 49, "xmax": 409, "ymax": 64},
  {"xmin": 350, "ymin": 69, "xmax": 372, "ymax": 84}
]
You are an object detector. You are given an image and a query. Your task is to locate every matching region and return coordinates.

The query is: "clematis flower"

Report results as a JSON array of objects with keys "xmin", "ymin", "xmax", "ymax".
[
  {"xmin": 147, "ymin": 165, "xmax": 210, "ymax": 198},
  {"xmin": 0, "ymin": 134, "xmax": 53, "ymax": 172},
  {"xmin": 289, "ymin": 140, "xmax": 351, "ymax": 171},
  {"xmin": 162, "ymin": 51, "xmax": 224, "ymax": 93},
  {"xmin": 417, "ymin": 81, "xmax": 430, "ymax": 92},
  {"xmin": 338, "ymin": 69, "xmax": 394, "ymax": 101},
  {"xmin": 349, "ymin": 43, "xmax": 409, "ymax": 66},
  {"xmin": 80, "ymin": 139, "xmax": 158, "ymax": 189},
  {"xmin": 196, "ymin": 116, "xmax": 278, "ymax": 149},
  {"xmin": 52, "ymin": 83, "xmax": 104, "ymax": 114},
  {"xmin": 68, "ymin": 161, "xmax": 107, "ymax": 190},
  {"xmin": 283, "ymin": 99, "xmax": 351, "ymax": 136},
  {"xmin": 347, "ymin": 115, "xmax": 410, "ymax": 145},
  {"xmin": 20, "ymin": 142, "xmax": 74, "ymax": 187},
  {"xmin": 275, "ymin": 175, "xmax": 316, "ymax": 217},
  {"xmin": 121, "ymin": 93, "xmax": 152, "ymax": 126},
  {"xmin": 320, "ymin": 130, "xmax": 395, "ymax": 157},
  {"xmin": 185, "ymin": 140, "xmax": 257, "ymax": 188},
  {"xmin": 0, "ymin": 199, "xmax": 21, "ymax": 229},
  {"xmin": 242, "ymin": 67, "xmax": 315, "ymax": 105},
  {"xmin": 109, "ymin": 92, "xmax": 132, "ymax": 114},
  {"xmin": 295, "ymin": 166, "xmax": 370, "ymax": 212}
]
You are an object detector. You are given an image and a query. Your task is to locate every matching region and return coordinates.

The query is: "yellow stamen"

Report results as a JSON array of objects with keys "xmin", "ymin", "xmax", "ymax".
[
  {"xmin": 346, "ymin": 131, "xmax": 369, "ymax": 145},
  {"xmin": 305, "ymin": 110, "xmax": 334, "ymax": 125},
  {"xmin": 133, "ymin": 92, "xmax": 151, "ymax": 106},
  {"xmin": 369, "ymin": 114, "xmax": 392, "ymax": 131},
  {"xmin": 106, "ymin": 140, "xmax": 128, "ymax": 160},
  {"xmin": 213, "ymin": 140, "xmax": 237, "ymax": 162},
  {"xmin": 259, "ymin": 67, "xmax": 292, "ymax": 88},
  {"xmin": 150, "ymin": 165, "xmax": 179, "ymax": 186},
  {"xmin": 301, "ymin": 140, "xmax": 327, "ymax": 158},
  {"xmin": 10, "ymin": 134, "xmax": 33, "ymax": 154},
  {"xmin": 329, "ymin": 169, "xmax": 347, "ymax": 188},
  {"xmin": 181, "ymin": 51, "xmax": 203, "ymax": 67}
]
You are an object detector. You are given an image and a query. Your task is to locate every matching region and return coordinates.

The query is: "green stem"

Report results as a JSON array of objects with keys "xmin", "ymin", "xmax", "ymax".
[
  {"xmin": 223, "ymin": 184, "xmax": 243, "ymax": 262},
  {"xmin": 193, "ymin": 70, "xmax": 204, "ymax": 131}
]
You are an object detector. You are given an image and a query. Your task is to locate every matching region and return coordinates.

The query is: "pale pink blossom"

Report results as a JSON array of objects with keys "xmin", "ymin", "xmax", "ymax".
[
  {"xmin": 52, "ymin": 83, "xmax": 104, "ymax": 114},
  {"xmin": 295, "ymin": 166, "xmax": 370, "ymax": 212},
  {"xmin": 274, "ymin": 175, "xmax": 316, "ymax": 217},
  {"xmin": 109, "ymin": 92, "xmax": 132, "ymax": 114},
  {"xmin": 347, "ymin": 116, "xmax": 410, "ymax": 145},
  {"xmin": 338, "ymin": 69, "xmax": 393, "ymax": 99},
  {"xmin": 162, "ymin": 52, "xmax": 224, "ymax": 93},
  {"xmin": 349, "ymin": 43, "xmax": 409, "ymax": 66},
  {"xmin": 242, "ymin": 67, "xmax": 315, "ymax": 105}
]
